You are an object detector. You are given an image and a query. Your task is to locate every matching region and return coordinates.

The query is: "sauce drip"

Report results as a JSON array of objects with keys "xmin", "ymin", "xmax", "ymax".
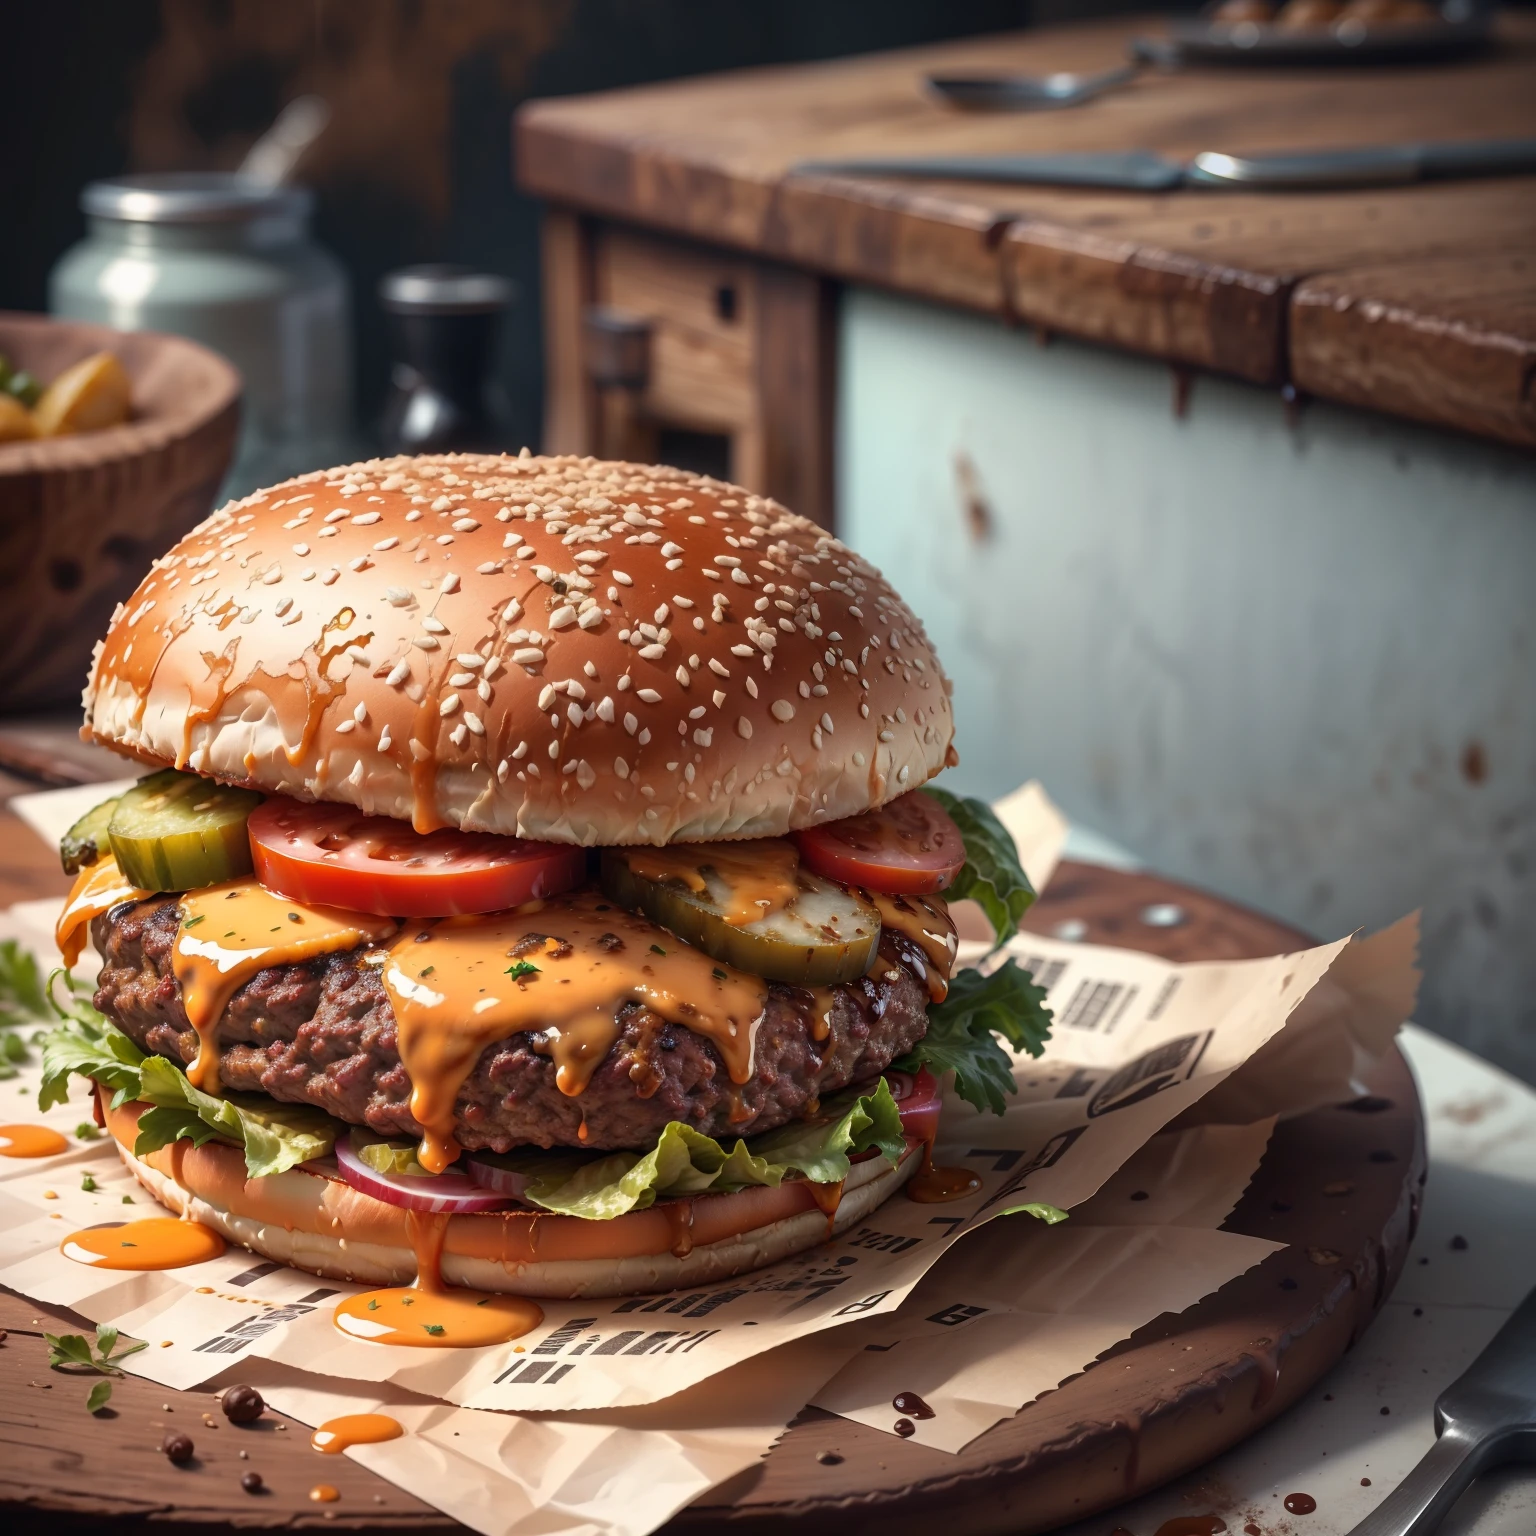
[
  {"xmin": 626, "ymin": 839, "xmax": 802, "ymax": 925},
  {"xmin": 332, "ymin": 1195, "xmax": 544, "ymax": 1348},
  {"xmin": 311, "ymin": 1413, "xmax": 404, "ymax": 1454},
  {"xmin": 807, "ymin": 1178, "xmax": 845, "ymax": 1237},
  {"xmin": 381, "ymin": 890, "xmax": 766, "ymax": 1172},
  {"xmin": 333, "ymin": 1287, "xmax": 544, "ymax": 1349},
  {"xmin": 893, "ymin": 1417, "xmax": 915, "ymax": 1437},
  {"xmin": 60, "ymin": 1217, "xmax": 226, "ymax": 1270},
  {"xmin": 906, "ymin": 1144, "xmax": 982, "ymax": 1205},
  {"xmin": 1152, "ymin": 1519, "xmax": 1227, "ymax": 1536},
  {"xmin": 1284, "ymin": 1493, "xmax": 1318, "ymax": 1515},
  {"xmin": 663, "ymin": 1198, "xmax": 695, "ymax": 1258},
  {"xmin": 892, "ymin": 1391, "xmax": 935, "ymax": 1420},
  {"xmin": 309, "ymin": 1484, "xmax": 340, "ymax": 1503},
  {"xmin": 56, "ymin": 855, "xmax": 151, "ymax": 969},
  {"xmin": 0, "ymin": 1124, "xmax": 70, "ymax": 1158},
  {"xmin": 174, "ymin": 881, "xmax": 397, "ymax": 1091},
  {"xmin": 870, "ymin": 892, "xmax": 957, "ymax": 1002}
]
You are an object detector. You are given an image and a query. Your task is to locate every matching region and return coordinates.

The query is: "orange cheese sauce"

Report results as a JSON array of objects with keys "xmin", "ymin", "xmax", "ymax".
[
  {"xmin": 871, "ymin": 891, "xmax": 957, "ymax": 1002},
  {"xmin": 625, "ymin": 839, "xmax": 802, "ymax": 925},
  {"xmin": 380, "ymin": 889, "xmax": 767, "ymax": 1172},
  {"xmin": 60, "ymin": 1216, "xmax": 226, "ymax": 1269},
  {"xmin": 173, "ymin": 881, "xmax": 397, "ymax": 1091},
  {"xmin": 0, "ymin": 1124, "xmax": 70, "ymax": 1158},
  {"xmin": 56, "ymin": 855, "xmax": 151, "ymax": 970},
  {"xmin": 311, "ymin": 1413, "xmax": 404, "ymax": 1453},
  {"xmin": 333, "ymin": 1287, "xmax": 544, "ymax": 1348}
]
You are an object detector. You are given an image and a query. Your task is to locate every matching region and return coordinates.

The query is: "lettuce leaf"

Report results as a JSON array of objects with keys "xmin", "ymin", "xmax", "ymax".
[
  {"xmin": 38, "ymin": 1006, "xmax": 337, "ymax": 1177},
  {"xmin": 896, "ymin": 957, "xmax": 1053, "ymax": 1116},
  {"xmin": 923, "ymin": 786, "xmax": 1036, "ymax": 948},
  {"xmin": 472, "ymin": 1078, "xmax": 907, "ymax": 1220}
]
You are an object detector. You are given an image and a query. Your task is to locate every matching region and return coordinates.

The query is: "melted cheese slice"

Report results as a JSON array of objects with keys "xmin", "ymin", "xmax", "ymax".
[
  {"xmin": 174, "ymin": 881, "xmax": 398, "ymax": 1092},
  {"xmin": 56, "ymin": 855, "xmax": 152, "ymax": 971},
  {"xmin": 381, "ymin": 890, "xmax": 768, "ymax": 1172},
  {"xmin": 624, "ymin": 839, "xmax": 802, "ymax": 925}
]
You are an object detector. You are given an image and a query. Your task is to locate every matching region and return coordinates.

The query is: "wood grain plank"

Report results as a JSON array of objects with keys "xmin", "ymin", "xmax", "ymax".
[
  {"xmin": 539, "ymin": 209, "xmax": 596, "ymax": 455},
  {"xmin": 1292, "ymin": 252, "xmax": 1536, "ymax": 448},
  {"xmin": 516, "ymin": 13, "xmax": 1536, "ymax": 419}
]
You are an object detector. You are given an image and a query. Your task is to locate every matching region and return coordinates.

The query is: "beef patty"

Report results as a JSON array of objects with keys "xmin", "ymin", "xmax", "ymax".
[{"xmin": 91, "ymin": 897, "xmax": 932, "ymax": 1151}]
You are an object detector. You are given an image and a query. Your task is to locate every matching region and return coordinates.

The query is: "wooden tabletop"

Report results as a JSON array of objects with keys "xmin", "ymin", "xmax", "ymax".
[{"xmin": 517, "ymin": 13, "xmax": 1536, "ymax": 450}]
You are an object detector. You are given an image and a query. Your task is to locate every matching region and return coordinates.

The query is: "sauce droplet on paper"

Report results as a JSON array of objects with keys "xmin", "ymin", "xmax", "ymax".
[
  {"xmin": 906, "ymin": 1144, "xmax": 981, "ymax": 1204},
  {"xmin": 893, "ymin": 1417, "xmax": 915, "ymax": 1437},
  {"xmin": 309, "ymin": 1483, "xmax": 341, "ymax": 1503},
  {"xmin": 0, "ymin": 1124, "xmax": 70, "ymax": 1158},
  {"xmin": 311, "ymin": 1413, "xmax": 404, "ymax": 1453},
  {"xmin": 1152, "ymin": 1518, "xmax": 1226, "ymax": 1536},
  {"xmin": 1285, "ymin": 1492, "xmax": 1318, "ymax": 1515},
  {"xmin": 892, "ymin": 1391, "xmax": 935, "ymax": 1420},
  {"xmin": 333, "ymin": 1288, "xmax": 542, "ymax": 1348},
  {"xmin": 61, "ymin": 1217, "xmax": 226, "ymax": 1270}
]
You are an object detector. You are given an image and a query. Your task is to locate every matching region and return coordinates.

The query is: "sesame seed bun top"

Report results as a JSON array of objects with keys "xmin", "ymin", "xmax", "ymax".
[{"xmin": 83, "ymin": 453, "xmax": 956, "ymax": 844}]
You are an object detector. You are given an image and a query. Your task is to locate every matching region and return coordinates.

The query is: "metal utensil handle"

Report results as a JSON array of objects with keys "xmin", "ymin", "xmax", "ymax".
[{"xmin": 1343, "ymin": 1427, "xmax": 1490, "ymax": 1536}]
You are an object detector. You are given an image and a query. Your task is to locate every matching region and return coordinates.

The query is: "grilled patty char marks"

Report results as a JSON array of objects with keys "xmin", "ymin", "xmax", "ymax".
[{"xmin": 91, "ymin": 898, "xmax": 930, "ymax": 1151}]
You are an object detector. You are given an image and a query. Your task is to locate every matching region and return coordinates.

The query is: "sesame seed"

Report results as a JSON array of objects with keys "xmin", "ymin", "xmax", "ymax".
[
  {"xmin": 714, "ymin": 555, "xmax": 741, "ymax": 567},
  {"xmin": 348, "ymin": 556, "xmax": 370, "ymax": 572},
  {"xmin": 375, "ymin": 536, "xmax": 400, "ymax": 551},
  {"xmin": 405, "ymin": 509, "xmax": 423, "ymax": 522},
  {"xmin": 898, "ymin": 765, "xmax": 910, "ymax": 782},
  {"xmin": 436, "ymin": 535, "xmax": 454, "ymax": 545},
  {"xmin": 292, "ymin": 543, "xmax": 310, "ymax": 556},
  {"xmin": 538, "ymin": 684, "xmax": 556, "ymax": 710},
  {"xmin": 385, "ymin": 587, "xmax": 412, "ymax": 606},
  {"xmin": 731, "ymin": 569, "xmax": 751, "ymax": 585},
  {"xmin": 771, "ymin": 700, "xmax": 795, "ymax": 722},
  {"xmin": 441, "ymin": 572, "xmax": 461, "ymax": 593},
  {"xmin": 821, "ymin": 713, "xmax": 834, "ymax": 734},
  {"xmin": 452, "ymin": 517, "xmax": 480, "ymax": 531},
  {"xmin": 637, "ymin": 689, "xmax": 661, "ymax": 704},
  {"xmin": 623, "ymin": 713, "xmax": 638, "ymax": 734},
  {"xmin": 577, "ymin": 607, "xmax": 604, "ymax": 630},
  {"xmin": 512, "ymin": 647, "xmax": 544, "ymax": 666},
  {"xmin": 379, "ymin": 728, "xmax": 393, "ymax": 751},
  {"xmin": 274, "ymin": 597, "xmax": 293, "ymax": 617},
  {"xmin": 596, "ymin": 697, "xmax": 615, "ymax": 723},
  {"xmin": 502, "ymin": 598, "xmax": 522, "ymax": 623},
  {"xmin": 638, "ymin": 644, "xmax": 665, "ymax": 661},
  {"xmin": 567, "ymin": 701, "xmax": 584, "ymax": 726},
  {"xmin": 450, "ymin": 723, "xmax": 468, "ymax": 747},
  {"xmin": 422, "ymin": 616, "xmax": 448, "ymax": 634},
  {"xmin": 548, "ymin": 741, "xmax": 560, "ymax": 760},
  {"xmin": 745, "ymin": 677, "xmax": 759, "ymax": 699},
  {"xmin": 549, "ymin": 606, "xmax": 577, "ymax": 629},
  {"xmin": 354, "ymin": 702, "xmax": 368, "ymax": 724},
  {"xmin": 712, "ymin": 690, "xmax": 726, "ymax": 708},
  {"xmin": 440, "ymin": 695, "xmax": 461, "ymax": 717},
  {"xmin": 730, "ymin": 645, "xmax": 753, "ymax": 658},
  {"xmin": 450, "ymin": 671, "xmax": 475, "ymax": 686},
  {"xmin": 615, "ymin": 757, "xmax": 629, "ymax": 779},
  {"xmin": 321, "ymin": 568, "xmax": 340, "ymax": 585},
  {"xmin": 335, "ymin": 719, "xmax": 356, "ymax": 734},
  {"xmin": 352, "ymin": 512, "xmax": 381, "ymax": 525},
  {"xmin": 477, "ymin": 561, "xmax": 499, "ymax": 573},
  {"xmin": 737, "ymin": 718, "xmax": 753, "ymax": 739},
  {"xmin": 675, "ymin": 666, "xmax": 690, "ymax": 688},
  {"xmin": 465, "ymin": 712, "xmax": 485, "ymax": 735},
  {"xmin": 613, "ymin": 571, "xmax": 633, "ymax": 585}
]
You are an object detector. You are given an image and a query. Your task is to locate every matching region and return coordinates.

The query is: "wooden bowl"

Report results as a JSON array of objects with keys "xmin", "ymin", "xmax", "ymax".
[{"xmin": 0, "ymin": 311, "xmax": 240, "ymax": 711}]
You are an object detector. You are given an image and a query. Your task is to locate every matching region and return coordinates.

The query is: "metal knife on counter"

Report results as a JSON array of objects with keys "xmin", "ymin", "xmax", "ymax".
[{"xmin": 793, "ymin": 138, "xmax": 1536, "ymax": 192}]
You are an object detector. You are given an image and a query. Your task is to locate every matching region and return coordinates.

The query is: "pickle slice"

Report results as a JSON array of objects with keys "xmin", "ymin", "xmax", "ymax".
[
  {"xmin": 107, "ymin": 770, "xmax": 264, "ymax": 893},
  {"xmin": 60, "ymin": 794, "xmax": 122, "ymax": 875},
  {"xmin": 600, "ymin": 843, "xmax": 880, "ymax": 986}
]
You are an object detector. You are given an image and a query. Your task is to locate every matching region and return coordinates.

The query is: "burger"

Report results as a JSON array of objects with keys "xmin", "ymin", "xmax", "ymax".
[{"xmin": 42, "ymin": 454, "xmax": 1049, "ymax": 1309}]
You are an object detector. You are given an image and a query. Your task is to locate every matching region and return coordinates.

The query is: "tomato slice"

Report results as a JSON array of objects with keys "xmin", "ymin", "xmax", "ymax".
[
  {"xmin": 247, "ymin": 798, "xmax": 587, "ymax": 917},
  {"xmin": 793, "ymin": 792, "xmax": 965, "ymax": 895}
]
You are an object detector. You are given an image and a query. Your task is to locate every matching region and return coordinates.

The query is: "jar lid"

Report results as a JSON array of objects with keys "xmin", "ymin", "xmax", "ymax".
[
  {"xmin": 81, "ymin": 173, "xmax": 313, "ymax": 225},
  {"xmin": 380, "ymin": 265, "xmax": 513, "ymax": 315}
]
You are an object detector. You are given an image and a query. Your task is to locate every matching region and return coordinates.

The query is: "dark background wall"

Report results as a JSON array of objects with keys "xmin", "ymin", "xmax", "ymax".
[{"xmin": 3, "ymin": 0, "xmax": 1197, "ymax": 454}]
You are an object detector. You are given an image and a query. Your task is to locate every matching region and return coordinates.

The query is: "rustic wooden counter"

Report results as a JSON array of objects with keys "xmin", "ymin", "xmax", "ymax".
[{"xmin": 517, "ymin": 10, "xmax": 1536, "ymax": 514}]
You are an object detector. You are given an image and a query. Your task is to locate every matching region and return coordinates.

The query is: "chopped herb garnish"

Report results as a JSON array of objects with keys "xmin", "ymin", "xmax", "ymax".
[
  {"xmin": 420, "ymin": 966, "xmax": 436, "ymax": 977},
  {"xmin": 86, "ymin": 1380, "xmax": 113, "ymax": 1413},
  {"xmin": 75, "ymin": 1122, "xmax": 101, "ymax": 1140},
  {"xmin": 651, "ymin": 944, "xmax": 667, "ymax": 956},
  {"xmin": 506, "ymin": 960, "xmax": 539, "ymax": 980},
  {"xmin": 367, "ymin": 1299, "xmax": 380, "ymax": 1311},
  {"xmin": 80, "ymin": 1173, "xmax": 96, "ymax": 1192},
  {"xmin": 181, "ymin": 915, "xmax": 205, "ymax": 929},
  {"xmin": 46, "ymin": 1324, "xmax": 147, "ymax": 1396},
  {"xmin": 423, "ymin": 1323, "xmax": 445, "ymax": 1336},
  {"xmin": 121, "ymin": 1195, "xmax": 134, "ymax": 1204},
  {"xmin": 711, "ymin": 967, "xmax": 727, "ymax": 980}
]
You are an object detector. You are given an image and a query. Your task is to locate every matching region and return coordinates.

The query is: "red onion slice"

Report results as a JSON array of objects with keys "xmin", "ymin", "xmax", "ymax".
[
  {"xmin": 462, "ymin": 1156, "xmax": 533, "ymax": 1204},
  {"xmin": 334, "ymin": 1136, "xmax": 510, "ymax": 1214}
]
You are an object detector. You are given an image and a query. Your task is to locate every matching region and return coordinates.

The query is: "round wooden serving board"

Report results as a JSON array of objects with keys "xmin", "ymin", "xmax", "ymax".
[{"xmin": 0, "ymin": 861, "xmax": 1426, "ymax": 1534}]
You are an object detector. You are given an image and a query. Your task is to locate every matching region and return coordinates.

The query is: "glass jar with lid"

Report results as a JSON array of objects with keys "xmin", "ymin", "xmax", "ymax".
[{"xmin": 49, "ymin": 173, "xmax": 353, "ymax": 496}]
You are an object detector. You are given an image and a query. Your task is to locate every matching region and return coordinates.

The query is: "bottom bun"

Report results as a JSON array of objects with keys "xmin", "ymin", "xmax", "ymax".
[{"xmin": 103, "ymin": 1094, "xmax": 921, "ymax": 1299}]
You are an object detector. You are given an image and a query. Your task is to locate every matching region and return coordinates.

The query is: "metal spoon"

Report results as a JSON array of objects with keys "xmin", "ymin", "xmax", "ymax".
[{"xmin": 926, "ymin": 62, "xmax": 1143, "ymax": 112}]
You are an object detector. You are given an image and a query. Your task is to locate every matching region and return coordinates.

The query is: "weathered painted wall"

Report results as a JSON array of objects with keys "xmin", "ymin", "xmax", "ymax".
[{"xmin": 839, "ymin": 287, "xmax": 1536, "ymax": 1084}]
